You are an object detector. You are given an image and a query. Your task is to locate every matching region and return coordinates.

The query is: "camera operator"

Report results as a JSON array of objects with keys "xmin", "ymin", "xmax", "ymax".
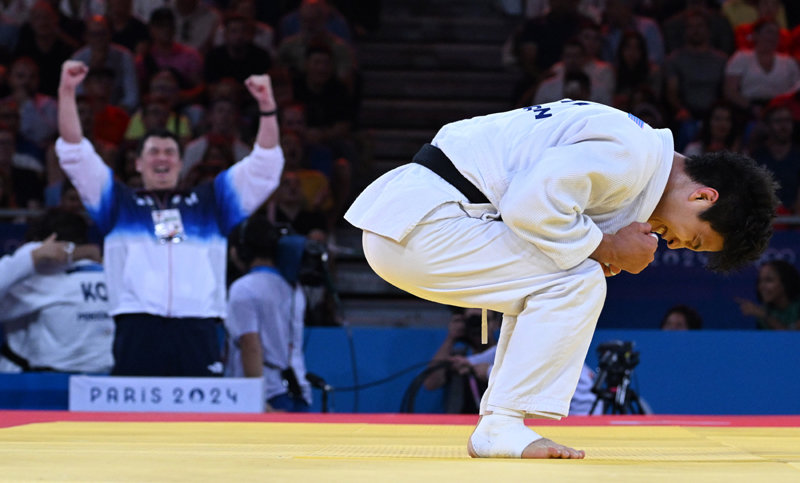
[
  {"xmin": 224, "ymin": 213, "xmax": 312, "ymax": 412},
  {"xmin": 423, "ymin": 307, "xmax": 501, "ymax": 414}
]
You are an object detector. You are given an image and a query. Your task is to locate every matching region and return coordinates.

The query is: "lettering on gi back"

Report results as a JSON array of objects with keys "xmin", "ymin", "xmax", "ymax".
[
  {"xmin": 81, "ymin": 281, "xmax": 108, "ymax": 302},
  {"xmin": 524, "ymin": 99, "xmax": 591, "ymax": 120}
]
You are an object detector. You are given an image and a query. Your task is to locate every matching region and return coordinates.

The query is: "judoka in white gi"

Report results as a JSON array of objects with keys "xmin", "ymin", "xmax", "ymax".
[
  {"xmin": 0, "ymin": 235, "xmax": 85, "ymax": 297},
  {"xmin": 0, "ymin": 209, "xmax": 111, "ymax": 373},
  {"xmin": 345, "ymin": 100, "xmax": 778, "ymax": 458}
]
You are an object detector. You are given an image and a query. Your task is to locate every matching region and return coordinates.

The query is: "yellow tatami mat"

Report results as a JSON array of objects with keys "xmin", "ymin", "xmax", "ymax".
[{"xmin": 1, "ymin": 415, "xmax": 799, "ymax": 482}]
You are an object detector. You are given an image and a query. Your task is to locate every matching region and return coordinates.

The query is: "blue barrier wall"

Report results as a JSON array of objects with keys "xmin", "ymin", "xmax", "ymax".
[{"xmin": 2, "ymin": 328, "xmax": 798, "ymax": 415}]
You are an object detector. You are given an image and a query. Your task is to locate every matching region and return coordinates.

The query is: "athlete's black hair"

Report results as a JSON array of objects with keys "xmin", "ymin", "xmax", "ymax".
[{"xmin": 685, "ymin": 151, "xmax": 779, "ymax": 272}]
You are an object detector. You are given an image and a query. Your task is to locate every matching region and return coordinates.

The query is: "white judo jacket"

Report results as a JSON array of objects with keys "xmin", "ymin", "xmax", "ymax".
[
  {"xmin": 0, "ymin": 242, "xmax": 114, "ymax": 373},
  {"xmin": 346, "ymin": 100, "xmax": 674, "ymax": 271}
]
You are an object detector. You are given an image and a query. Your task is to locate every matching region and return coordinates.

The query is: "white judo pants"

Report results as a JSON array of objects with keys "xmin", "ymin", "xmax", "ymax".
[{"xmin": 362, "ymin": 201, "xmax": 606, "ymax": 418}]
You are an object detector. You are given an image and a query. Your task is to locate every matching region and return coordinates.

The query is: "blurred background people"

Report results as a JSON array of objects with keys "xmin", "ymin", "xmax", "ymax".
[
  {"xmin": 212, "ymin": 0, "xmax": 277, "ymax": 60},
  {"xmin": 660, "ymin": 304, "xmax": 704, "ymax": 330},
  {"xmin": 105, "ymin": 0, "xmax": 150, "ymax": 56},
  {"xmin": 530, "ymin": 38, "xmax": 612, "ymax": 106},
  {"xmin": 662, "ymin": 0, "xmax": 734, "ymax": 56},
  {"xmin": 135, "ymin": 7, "xmax": 205, "ymax": 108},
  {"xmin": 123, "ymin": 87, "xmax": 192, "ymax": 147},
  {"xmin": 80, "ymin": 67, "xmax": 131, "ymax": 146},
  {"xmin": 181, "ymin": 97, "xmax": 249, "ymax": 178},
  {"xmin": 612, "ymin": 30, "xmax": 662, "ymax": 112},
  {"xmin": 663, "ymin": 7, "xmax": 729, "ymax": 150},
  {"xmin": 278, "ymin": 102, "xmax": 351, "ymax": 231},
  {"xmin": 277, "ymin": 129, "xmax": 333, "ymax": 229},
  {"xmin": 602, "ymin": 0, "xmax": 665, "ymax": 66},
  {"xmin": 277, "ymin": 0, "xmax": 357, "ymax": 91},
  {"xmin": 509, "ymin": 0, "xmax": 594, "ymax": 90},
  {"xmin": 204, "ymin": 13, "xmax": 273, "ymax": 85},
  {"xmin": 290, "ymin": 42, "xmax": 358, "ymax": 175},
  {"xmin": 263, "ymin": 170, "xmax": 329, "ymax": 242},
  {"xmin": 71, "ymin": 14, "xmax": 139, "ymax": 113},
  {"xmin": 683, "ymin": 101, "xmax": 743, "ymax": 157},
  {"xmin": 722, "ymin": 0, "xmax": 788, "ymax": 31},
  {"xmin": 278, "ymin": 0, "xmax": 352, "ymax": 44},
  {"xmin": 749, "ymin": 101, "xmax": 800, "ymax": 214},
  {"xmin": 736, "ymin": 260, "xmax": 800, "ymax": 330},
  {"xmin": 171, "ymin": 0, "xmax": 221, "ymax": 55},
  {"xmin": 13, "ymin": 1, "xmax": 76, "ymax": 96},
  {"xmin": 724, "ymin": 17, "xmax": 800, "ymax": 123},
  {"xmin": 2, "ymin": 56, "xmax": 57, "ymax": 154},
  {"xmin": 0, "ymin": 121, "xmax": 44, "ymax": 210}
]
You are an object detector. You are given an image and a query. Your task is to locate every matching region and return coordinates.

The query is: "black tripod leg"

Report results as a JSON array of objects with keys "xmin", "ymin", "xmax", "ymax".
[{"xmin": 626, "ymin": 389, "xmax": 646, "ymax": 415}]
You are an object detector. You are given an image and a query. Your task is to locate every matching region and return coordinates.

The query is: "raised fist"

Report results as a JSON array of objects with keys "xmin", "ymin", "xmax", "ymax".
[
  {"xmin": 59, "ymin": 60, "xmax": 89, "ymax": 91},
  {"xmin": 244, "ymin": 74, "xmax": 276, "ymax": 110}
]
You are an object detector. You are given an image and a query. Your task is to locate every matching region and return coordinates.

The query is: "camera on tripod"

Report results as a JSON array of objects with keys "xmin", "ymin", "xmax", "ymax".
[
  {"xmin": 589, "ymin": 340, "xmax": 645, "ymax": 415},
  {"xmin": 596, "ymin": 340, "xmax": 639, "ymax": 385}
]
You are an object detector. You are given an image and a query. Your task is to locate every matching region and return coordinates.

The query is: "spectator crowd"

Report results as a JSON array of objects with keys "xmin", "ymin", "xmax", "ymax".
[{"xmin": 0, "ymin": 0, "xmax": 365, "ymax": 237}]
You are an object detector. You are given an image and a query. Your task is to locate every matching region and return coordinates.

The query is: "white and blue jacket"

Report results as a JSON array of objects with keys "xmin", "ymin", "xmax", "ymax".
[{"xmin": 55, "ymin": 138, "xmax": 284, "ymax": 318}]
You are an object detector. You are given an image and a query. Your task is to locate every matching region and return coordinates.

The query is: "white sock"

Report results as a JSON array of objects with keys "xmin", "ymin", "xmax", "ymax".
[{"xmin": 471, "ymin": 406, "xmax": 541, "ymax": 458}]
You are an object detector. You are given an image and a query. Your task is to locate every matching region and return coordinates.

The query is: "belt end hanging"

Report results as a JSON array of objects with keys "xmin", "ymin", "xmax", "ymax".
[{"xmin": 481, "ymin": 308, "xmax": 488, "ymax": 344}]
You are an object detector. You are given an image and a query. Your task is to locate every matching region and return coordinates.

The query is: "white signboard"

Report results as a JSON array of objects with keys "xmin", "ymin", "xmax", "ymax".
[{"xmin": 69, "ymin": 375, "xmax": 264, "ymax": 413}]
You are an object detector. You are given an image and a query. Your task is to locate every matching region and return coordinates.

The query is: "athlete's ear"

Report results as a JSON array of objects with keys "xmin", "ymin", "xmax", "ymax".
[{"xmin": 692, "ymin": 187, "xmax": 719, "ymax": 204}]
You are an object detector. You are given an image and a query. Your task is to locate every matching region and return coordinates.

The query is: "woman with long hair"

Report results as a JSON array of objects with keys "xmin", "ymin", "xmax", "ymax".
[
  {"xmin": 612, "ymin": 30, "xmax": 662, "ymax": 111},
  {"xmin": 736, "ymin": 260, "xmax": 800, "ymax": 330},
  {"xmin": 683, "ymin": 101, "xmax": 743, "ymax": 156}
]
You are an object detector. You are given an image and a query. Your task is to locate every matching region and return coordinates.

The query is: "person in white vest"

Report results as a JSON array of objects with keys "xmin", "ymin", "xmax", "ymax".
[{"xmin": 345, "ymin": 99, "xmax": 779, "ymax": 458}]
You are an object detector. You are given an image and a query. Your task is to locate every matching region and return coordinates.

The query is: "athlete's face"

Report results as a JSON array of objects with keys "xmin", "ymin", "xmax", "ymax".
[
  {"xmin": 648, "ymin": 187, "xmax": 724, "ymax": 252},
  {"xmin": 136, "ymin": 136, "xmax": 182, "ymax": 190}
]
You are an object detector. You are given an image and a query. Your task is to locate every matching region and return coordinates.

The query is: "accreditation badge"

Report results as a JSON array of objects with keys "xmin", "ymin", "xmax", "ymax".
[{"xmin": 152, "ymin": 208, "xmax": 186, "ymax": 243}]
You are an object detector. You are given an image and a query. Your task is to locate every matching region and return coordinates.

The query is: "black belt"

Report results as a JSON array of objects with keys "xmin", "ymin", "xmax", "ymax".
[
  {"xmin": 412, "ymin": 144, "xmax": 490, "ymax": 204},
  {"xmin": 0, "ymin": 343, "xmax": 58, "ymax": 372}
]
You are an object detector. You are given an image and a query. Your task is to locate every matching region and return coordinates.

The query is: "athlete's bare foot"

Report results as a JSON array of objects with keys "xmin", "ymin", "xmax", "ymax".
[
  {"xmin": 521, "ymin": 438, "xmax": 585, "ymax": 459},
  {"xmin": 468, "ymin": 435, "xmax": 585, "ymax": 459},
  {"xmin": 467, "ymin": 415, "xmax": 586, "ymax": 459}
]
